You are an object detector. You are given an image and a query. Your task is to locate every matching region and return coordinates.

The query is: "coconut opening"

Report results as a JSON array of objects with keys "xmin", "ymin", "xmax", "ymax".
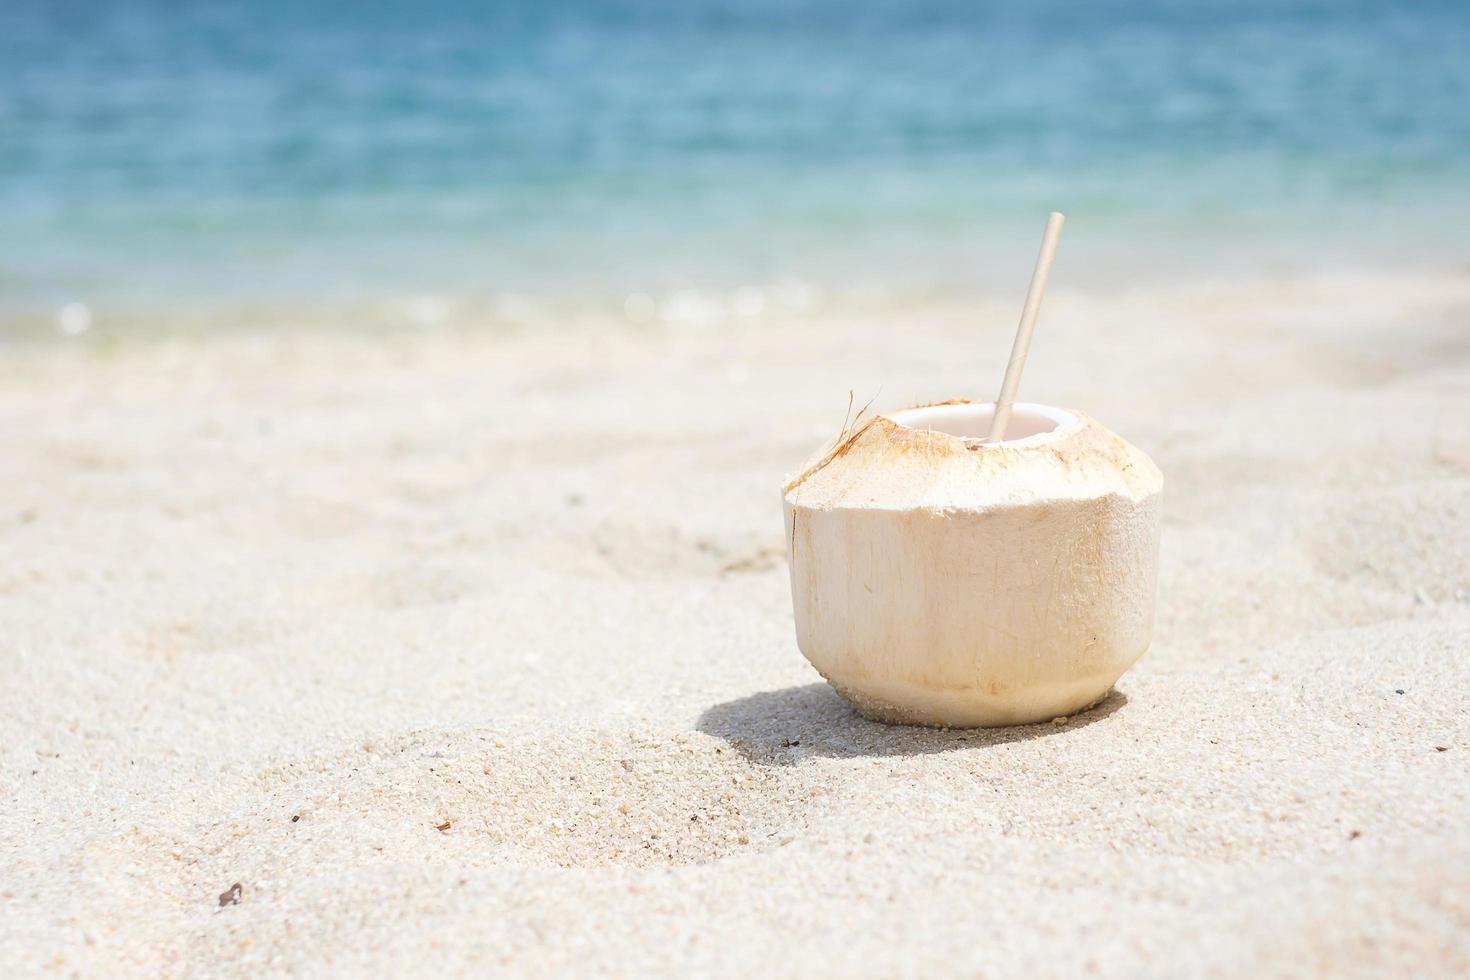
[{"xmin": 887, "ymin": 401, "xmax": 1077, "ymax": 442}]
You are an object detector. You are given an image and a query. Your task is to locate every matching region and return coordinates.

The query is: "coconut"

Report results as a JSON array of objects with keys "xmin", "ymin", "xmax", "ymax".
[{"xmin": 782, "ymin": 398, "xmax": 1162, "ymax": 727}]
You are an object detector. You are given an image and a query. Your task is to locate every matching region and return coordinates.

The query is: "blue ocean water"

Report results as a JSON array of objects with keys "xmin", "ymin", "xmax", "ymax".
[{"xmin": 2, "ymin": 0, "xmax": 1468, "ymax": 321}]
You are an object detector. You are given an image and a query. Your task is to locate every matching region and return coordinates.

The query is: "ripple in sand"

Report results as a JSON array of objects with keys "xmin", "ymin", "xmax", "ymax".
[{"xmin": 182, "ymin": 728, "xmax": 806, "ymax": 873}]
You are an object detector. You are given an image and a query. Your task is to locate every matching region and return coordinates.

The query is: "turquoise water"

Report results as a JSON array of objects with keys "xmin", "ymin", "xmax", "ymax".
[{"xmin": 2, "ymin": 0, "xmax": 1468, "ymax": 321}]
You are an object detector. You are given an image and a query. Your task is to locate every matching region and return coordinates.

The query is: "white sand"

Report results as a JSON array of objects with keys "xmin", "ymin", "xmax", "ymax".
[{"xmin": 2, "ymin": 271, "xmax": 1468, "ymax": 976}]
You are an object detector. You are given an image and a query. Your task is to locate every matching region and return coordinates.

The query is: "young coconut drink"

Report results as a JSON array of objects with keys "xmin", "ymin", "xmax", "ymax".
[{"xmin": 783, "ymin": 213, "xmax": 1162, "ymax": 728}]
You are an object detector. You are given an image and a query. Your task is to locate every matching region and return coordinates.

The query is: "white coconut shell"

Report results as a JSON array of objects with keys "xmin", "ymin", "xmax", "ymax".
[{"xmin": 783, "ymin": 399, "xmax": 1162, "ymax": 728}]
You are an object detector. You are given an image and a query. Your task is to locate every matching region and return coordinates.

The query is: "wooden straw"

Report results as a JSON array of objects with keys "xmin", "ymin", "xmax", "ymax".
[{"xmin": 986, "ymin": 211, "xmax": 1065, "ymax": 442}]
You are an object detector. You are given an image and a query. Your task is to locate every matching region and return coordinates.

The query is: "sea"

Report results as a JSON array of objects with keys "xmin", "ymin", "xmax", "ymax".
[{"xmin": 2, "ymin": 0, "xmax": 1468, "ymax": 330}]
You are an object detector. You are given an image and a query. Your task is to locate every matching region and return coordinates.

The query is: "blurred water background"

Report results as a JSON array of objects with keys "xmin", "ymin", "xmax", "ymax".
[{"xmin": 2, "ymin": 0, "xmax": 1468, "ymax": 331}]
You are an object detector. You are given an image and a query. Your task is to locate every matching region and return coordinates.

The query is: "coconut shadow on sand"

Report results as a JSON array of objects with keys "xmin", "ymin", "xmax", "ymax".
[{"xmin": 696, "ymin": 683, "xmax": 1127, "ymax": 767}]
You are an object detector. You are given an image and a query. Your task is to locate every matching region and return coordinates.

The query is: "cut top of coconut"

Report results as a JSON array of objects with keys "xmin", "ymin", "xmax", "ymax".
[
  {"xmin": 888, "ymin": 400, "xmax": 1080, "ymax": 446},
  {"xmin": 783, "ymin": 398, "xmax": 1160, "ymax": 511}
]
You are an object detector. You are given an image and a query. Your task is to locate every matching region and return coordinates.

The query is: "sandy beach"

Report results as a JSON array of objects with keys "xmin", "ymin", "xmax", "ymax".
[{"xmin": 2, "ymin": 269, "xmax": 1468, "ymax": 976}]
